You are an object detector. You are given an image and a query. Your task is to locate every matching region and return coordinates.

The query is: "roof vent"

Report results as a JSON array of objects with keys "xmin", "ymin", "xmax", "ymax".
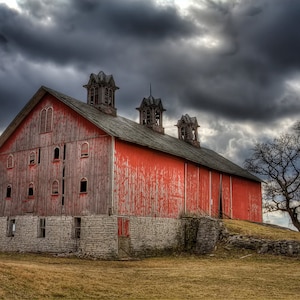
[
  {"xmin": 176, "ymin": 114, "xmax": 200, "ymax": 147},
  {"xmin": 136, "ymin": 90, "xmax": 166, "ymax": 134},
  {"xmin": 83, "ymin": 71, "xmax": 119, "ymax": 116}
]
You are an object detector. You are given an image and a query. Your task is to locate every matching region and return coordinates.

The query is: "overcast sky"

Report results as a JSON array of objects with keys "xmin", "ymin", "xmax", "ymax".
[{"xmin": 1, "ymin": 0, "xmax": 300, "ymax": 226}]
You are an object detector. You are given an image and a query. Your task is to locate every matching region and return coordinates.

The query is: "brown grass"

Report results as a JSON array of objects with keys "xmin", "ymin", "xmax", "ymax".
[
  {"xmin": 0, "ymin": 220, "xmax": 299, "ymax": 299},
  {"xmin": 223, "ymin": 219, "xmax": 300, "ymax": 240},
  {"xmin": 0, "ymin": 251, "xmax": 299, "ymax": 299}
]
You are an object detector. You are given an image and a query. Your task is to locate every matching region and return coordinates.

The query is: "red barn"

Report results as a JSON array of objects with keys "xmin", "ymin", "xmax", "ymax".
[{"xmin": 0, "ymin": 71, "xmax": 262, "ymax": 258}]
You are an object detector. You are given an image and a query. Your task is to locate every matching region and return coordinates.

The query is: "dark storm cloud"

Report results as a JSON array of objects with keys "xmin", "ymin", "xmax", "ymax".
[
  {"xmin": 1, "ymin": 0, "xmax": 195, "ymax": 65},
  {"xmin": 167, "ymin": 0, "xmax": 300, "ymax": 121},
  {"xmin": 72, "ymin": 0, "xmax": 195, "ymax": 39},
  {"xmin": 0, "ymin": 0, "xmax": 197, "ymax": 127},
  {"xmin": 1, "ymin": 0, "xmax": 300, "ymax": 134},
  {"xmin": 242, "ymin": 0, "xmax": 300, "ymax": 70}
]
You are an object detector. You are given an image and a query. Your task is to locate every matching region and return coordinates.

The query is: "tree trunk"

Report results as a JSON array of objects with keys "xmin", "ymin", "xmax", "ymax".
[{"xmin": 287, "ymin": 209, "xmax": 300, "ymax": 231}]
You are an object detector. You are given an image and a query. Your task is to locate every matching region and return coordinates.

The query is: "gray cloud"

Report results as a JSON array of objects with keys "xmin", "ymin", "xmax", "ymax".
[{"xmin": 0, "ymin": 0, "xmax": 300, "ymax": 164}]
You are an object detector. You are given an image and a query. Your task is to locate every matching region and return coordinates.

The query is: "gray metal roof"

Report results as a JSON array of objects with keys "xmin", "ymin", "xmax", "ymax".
[{"xmin": 0, "ymin": 86, "xmax": 261, "ymax": 182}]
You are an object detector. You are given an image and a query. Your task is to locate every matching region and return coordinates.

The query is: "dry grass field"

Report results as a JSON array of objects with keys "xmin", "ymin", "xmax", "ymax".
[
  {"xmin": 0, "ymin": 221, "xmax": 299, "ymax": 300},
  {"xmin": 223, "ymin": 219, "xmax": 300, "ymax": 241}
]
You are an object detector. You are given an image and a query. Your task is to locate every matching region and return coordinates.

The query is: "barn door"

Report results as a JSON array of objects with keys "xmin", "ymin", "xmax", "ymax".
[{"xmin": 118, "ymin": 217, "xmax": 131, "ymax": 258}]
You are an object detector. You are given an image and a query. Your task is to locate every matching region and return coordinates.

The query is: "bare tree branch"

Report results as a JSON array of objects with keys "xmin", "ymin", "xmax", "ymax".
[{"xmin": 245, "ymin": 122, "xmax": 300, "ymax": 231}]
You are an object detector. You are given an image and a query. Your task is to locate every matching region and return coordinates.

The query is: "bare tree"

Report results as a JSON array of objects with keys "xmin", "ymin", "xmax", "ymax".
[{"xmin": 244, "ymin": 124, "xmax": 300, "ymax": 231}]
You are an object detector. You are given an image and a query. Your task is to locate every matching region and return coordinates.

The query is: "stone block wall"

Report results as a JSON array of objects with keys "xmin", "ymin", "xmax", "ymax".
[
  {"xmin": 227, "ymin": 235, "xmax": 300, "ymax": 256},
  {"xmin": 128, "ymin": 216, "xmax": 182, "ymax": 256},
  {"xmin": 182, "ymin": 216, "xmax": 225, "ymax": 254},
  {"xmin": 0, "ymin": 215, "xmax": 118, "ymax": 258},
  {"xmin": 0, "ymin": 216, "xmax": 75, "ymax": 253},
  {"xmin": 0, "ymin": 215, "xmax": 227, "ymax": 258},
  {"xmin": 79, "ymin": 215, "xmax": 118, "ymax": 258}
]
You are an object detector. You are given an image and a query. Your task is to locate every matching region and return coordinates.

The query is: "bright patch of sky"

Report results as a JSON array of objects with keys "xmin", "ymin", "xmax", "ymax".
[{"xmin": 0, "ymin": 0, "xmax": 19, "ymax": 10}]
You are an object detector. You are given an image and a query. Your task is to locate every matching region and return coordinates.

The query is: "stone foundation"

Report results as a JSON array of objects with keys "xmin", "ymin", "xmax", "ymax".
[
  {"xmin": 0, "ymin": 215, "xmax": 182, "ymax": 258},
  {"xmin": 0, "ymin": 215, "xmax": 211, "ymax": 258},
  {"xmin": 182, "ymin": 216, "xmax": 226, "ymax": 254},
  {"xmin": 0, "ymin": 215, "xmax": 118, "ymax": 259},
  {"xmin": 2, "ymin": 215, "xmax": 298, "ymax": 259},
  {"xmin": 129, "ymin": 216, "xmax": 182, "ymax": 257}
]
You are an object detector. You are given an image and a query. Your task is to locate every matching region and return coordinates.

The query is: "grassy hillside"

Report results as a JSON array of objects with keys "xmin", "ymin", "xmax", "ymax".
[
  {"xmin": 0, "ymin": 252, "xmax": 299, "ymax": 299},
  {"xmin": 223, "ymin": 219, "xmax": 300, "ymax": 241}
]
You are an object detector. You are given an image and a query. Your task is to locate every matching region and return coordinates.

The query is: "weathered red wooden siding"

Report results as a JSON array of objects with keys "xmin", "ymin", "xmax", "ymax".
[
  {"xmin": 221, "ymin": 174, "xmax": 232, "ymax": 218},
  {"xmin": 199, "ymin": 167, "xmax": 210, "ymax": 215},
  {"xmin": 185, "ymin": 164, "xmax": 211, "ymax": 215},
  {"xmin": 210, "ymin": 171, "xmax": 220, "ymax": 217},
  {"xmin": 114, "ymin": 141, "xmax": 262, "ymax": 221},
  {"xmin": 185, "ymin": 163, "xmax": 200, "ymax": 213},
  {"xmin": 0, "ymin": 94, "xmax": 112, "ymax": 217},
  {"xmin": 114, "ymin": 141, "xmax": 185, "ymax": 218},
  {"xmin": 231, "ymin": 177, "xmax": 262, "ymax": 222}
]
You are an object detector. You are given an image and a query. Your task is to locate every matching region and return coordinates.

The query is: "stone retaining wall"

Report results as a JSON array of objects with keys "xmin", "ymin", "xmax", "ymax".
[
  {"xmin": 180, "ymin": 216, "xmax": 300, "ymax": 257},
  {"xmin": 226, "ymin": 234, "xmax": 300, "ymax": 256},
  {"xmin": 181, "ymin": 216, "xmax": 226, "ymax": 254}
]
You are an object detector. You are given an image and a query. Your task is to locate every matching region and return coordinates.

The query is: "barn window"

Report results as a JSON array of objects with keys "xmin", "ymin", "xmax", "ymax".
[
  {"xmin": 38, "ymin": 218, "xmax": 46, "ymax": 238},
  {"xmin": 6, "ymin": 185, "xmax": 12, "ymax": 198},
  {"xmin": 40, "ymin": 108, "xmax": 47, "ymax": 133},
  {"xmin": 7, "ymin": 219, "xmax": 16, "ymax": 237},
  {"xmin": 40, "ymin": 107, "xmax": 53, "ymax": 133},
  {"xmin": 80, "ymin": 178, "xmax": 87, "ymax": 193},
  {"xmin": 52, "ymin": 180, "xmax": 59, "ymax": 195},
  {"xmin": 73, "ymin": 217, "xmax": 81, "ymax": 239},
  {"xmin": 28, "ymin": 183, "xmax": 34, "ymax": 197},
  {"xmin": 46, "ymin": 107, "xmax": 53, "ymax": 132},
  {"xmin": 7, "ymin": 154, "xmax": 14, "ymax": 169},
  {"xmin": 54, "ymin": 147, "xmax": 60, "ymax": 160},
  {"xmin": 29, "ymin": 151, "xmax": 36, "ymax": 165},
  {"xmin": 81, "ymin": 142, "xmax": 89, "ymax": 157}
]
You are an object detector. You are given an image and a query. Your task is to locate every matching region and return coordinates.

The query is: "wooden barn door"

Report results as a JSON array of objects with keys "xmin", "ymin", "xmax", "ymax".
[{"xmin": 118, "ymin": 217, "xmax": 131, "ymax": 258}]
